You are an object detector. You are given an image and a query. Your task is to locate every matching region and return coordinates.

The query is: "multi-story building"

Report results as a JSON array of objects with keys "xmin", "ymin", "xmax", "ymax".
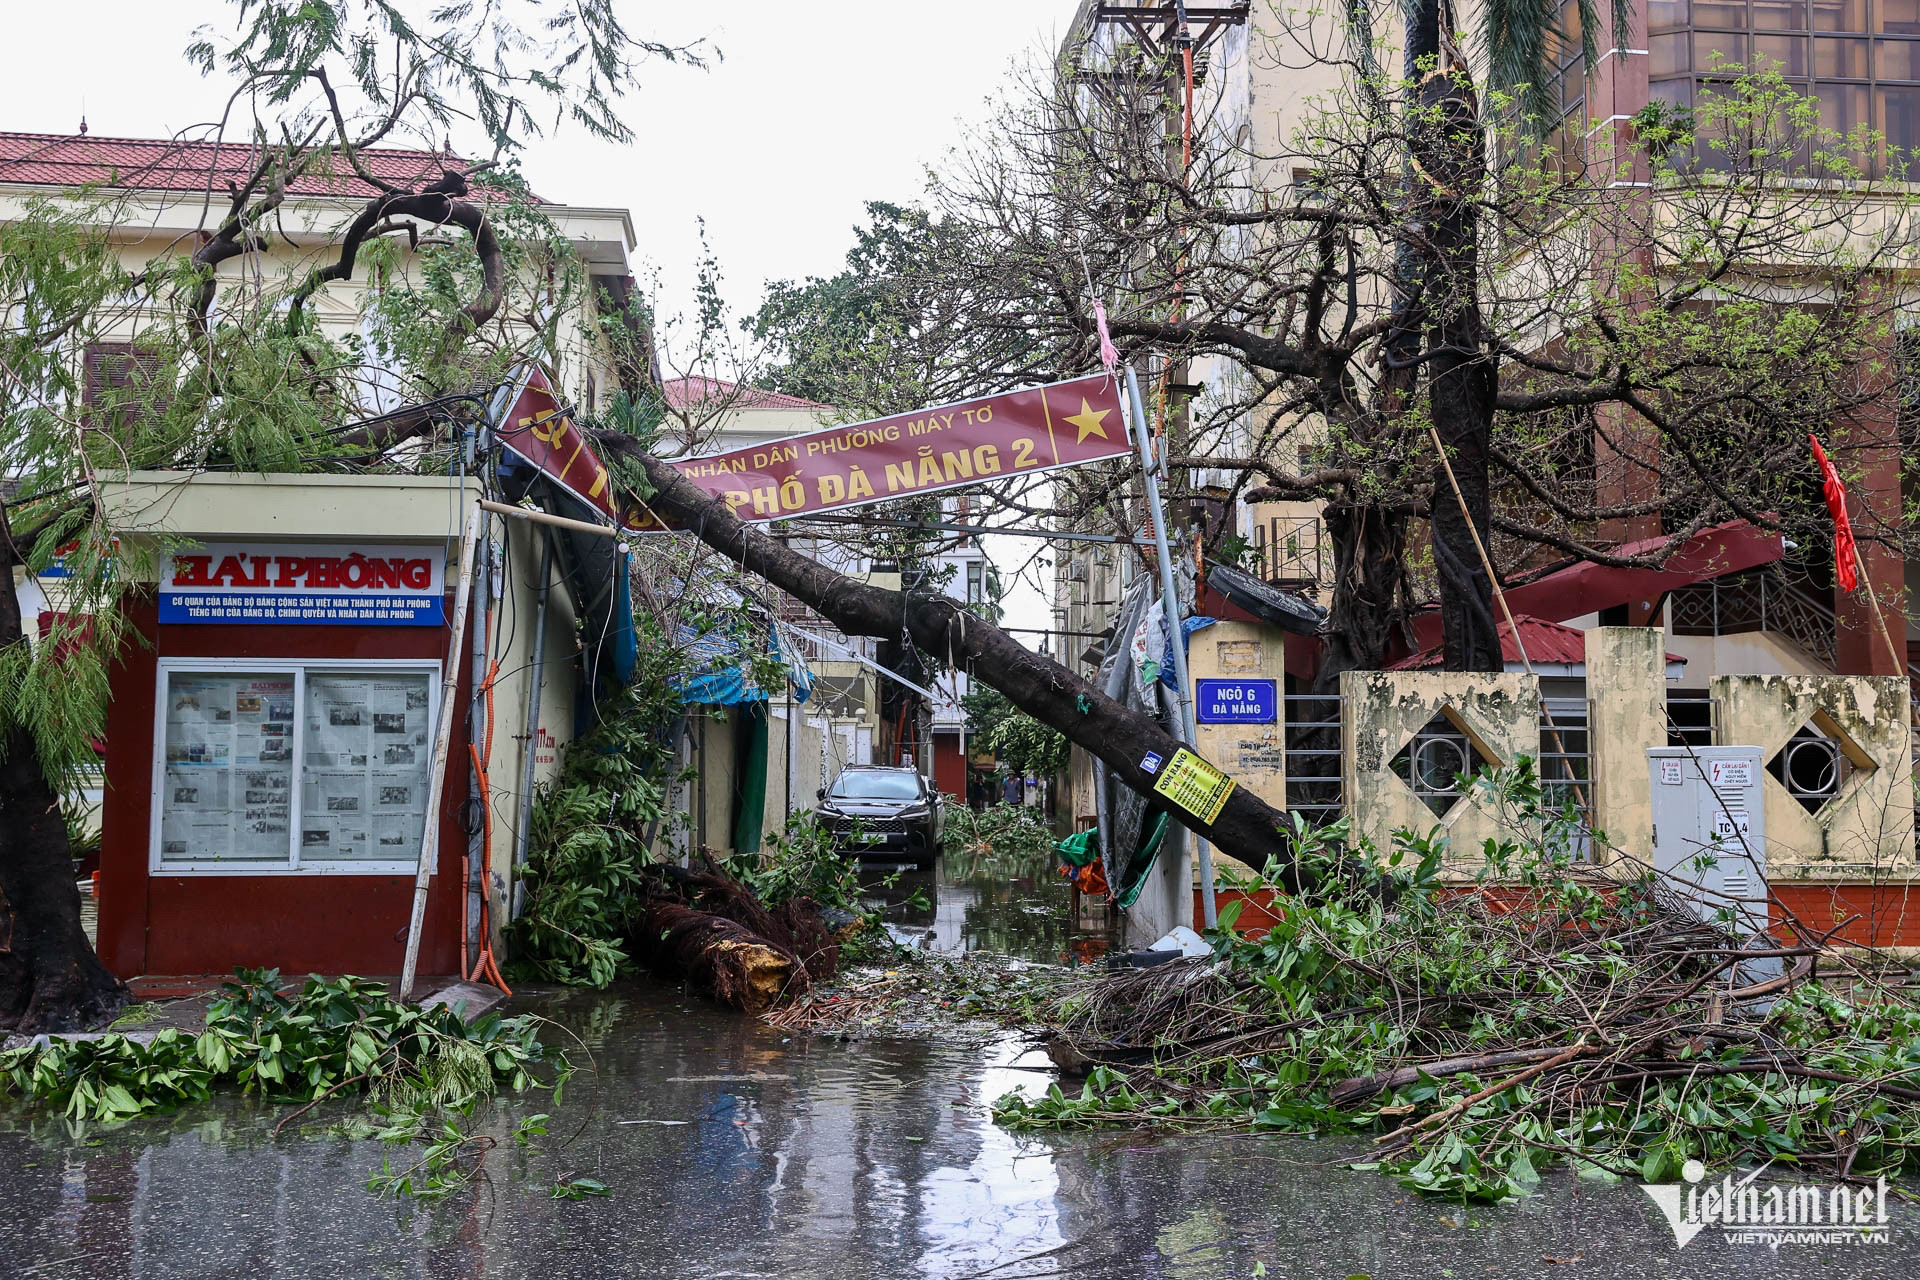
[
  {"xmin": 1052, "ymin": 3, "xmax": 1914, "ymax": 698},
  {"xmin": 1048, "ymin": 6, "xmax": 1918, "ymax": 945}
]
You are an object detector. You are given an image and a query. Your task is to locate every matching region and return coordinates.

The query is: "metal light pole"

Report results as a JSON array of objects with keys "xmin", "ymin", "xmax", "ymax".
[{"xmin": 1124, "ymin": 364, "xmax": 1218, "ymax": 928}]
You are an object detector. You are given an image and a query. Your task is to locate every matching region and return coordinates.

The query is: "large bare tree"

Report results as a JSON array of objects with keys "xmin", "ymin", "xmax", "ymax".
[{"xmin": 881, "ymin": 14, "xmax": 1916, "ymax": 684}]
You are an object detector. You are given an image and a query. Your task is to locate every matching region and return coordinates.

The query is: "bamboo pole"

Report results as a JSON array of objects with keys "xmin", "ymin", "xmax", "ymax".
[
  {"xmin": 478, "ymin": 497, "xmax": 619, "ymax": 539},
  {"xmin": 399, "ymin": 500, "xmax": 484, "ymax": 1000},
  {"xmin": 1850, "ymin": 540, "xmax": 1909, "ymax": 679},
  {"xmin": 1427, "ymin": 426, "xmax": 1590, "ymax": 813}
]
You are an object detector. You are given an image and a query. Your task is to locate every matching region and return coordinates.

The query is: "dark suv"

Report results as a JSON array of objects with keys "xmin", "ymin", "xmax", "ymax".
[{"xmin": 816, "ymin": 766, "xmax": 943, "ymax": 868}]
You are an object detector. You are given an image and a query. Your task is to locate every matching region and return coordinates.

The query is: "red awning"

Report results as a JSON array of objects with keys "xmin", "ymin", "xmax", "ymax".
[
  {"xmin": 1407, "ymin": 519, "xmax": 1783, "ymax": 652},
  {"xmin": 1387, "ymin": 614, "xmax": 1688, "ymax": 672}
]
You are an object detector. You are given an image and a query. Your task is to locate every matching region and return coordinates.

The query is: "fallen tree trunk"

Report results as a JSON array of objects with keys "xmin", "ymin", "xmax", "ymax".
[
  {"xmin": 631, "ymin": 901, "xmax": 799, "ymax": 1014},
  {"xmin": 658, "ymin": 863, "xmax": 840, "ymax": 983},
  {"xmin": 595, "ymin": 434, "xmax": 1341, "ymax": 896}
]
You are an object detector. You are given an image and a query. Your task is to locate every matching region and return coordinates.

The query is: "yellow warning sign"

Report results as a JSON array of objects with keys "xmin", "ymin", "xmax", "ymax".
[{"xmin": 1152, "ymin": 748, "xmax": 1237, "ymax": 825}]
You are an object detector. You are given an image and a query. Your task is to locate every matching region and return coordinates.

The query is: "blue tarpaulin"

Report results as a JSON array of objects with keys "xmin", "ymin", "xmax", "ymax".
[{"xmin": 673, "ymin": 617, "xmax": 813, "ymax": 707}]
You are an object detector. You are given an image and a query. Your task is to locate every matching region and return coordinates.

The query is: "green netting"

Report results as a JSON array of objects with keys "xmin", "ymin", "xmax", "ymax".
[{"xmin": 1110, "ymin": 812, "xmax": 1170, "ymax": 909}]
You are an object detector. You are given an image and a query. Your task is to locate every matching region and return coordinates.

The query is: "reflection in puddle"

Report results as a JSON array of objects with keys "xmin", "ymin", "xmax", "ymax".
[
  {"xmin": 6, "ymin": 981, "xmax": 1920, "ymax": 1278},
  {"xmin": 860, "ymin": 836, "xmax": 1110, "ymax": 966}
]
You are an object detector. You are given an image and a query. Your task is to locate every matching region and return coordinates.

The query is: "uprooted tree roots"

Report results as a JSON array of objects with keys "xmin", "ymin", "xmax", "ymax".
[
  {"xmin": 997, "ymin": 786, "xmax": 1920, "ymax": 1201},
  {"xmin": 630, "ymin": 862, "xmax": 843, "ymax": 1014}
]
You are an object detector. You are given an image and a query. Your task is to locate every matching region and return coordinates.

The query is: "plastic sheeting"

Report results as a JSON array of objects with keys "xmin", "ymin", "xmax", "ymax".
[
  {"xmin": 674, "ymin": 614, "xmax": 813, "ymax": 708},
  {"xmin": 1093, "ymin": 560, "xmax": 1200, "ymax": 909}
]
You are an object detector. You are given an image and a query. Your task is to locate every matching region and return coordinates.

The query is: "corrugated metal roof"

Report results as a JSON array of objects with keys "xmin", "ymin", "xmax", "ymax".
[
  {"xmin": 1386, "ymin": 614, "xmax": 1685, "ymax": 671},
  {"xmin": 663, "ymin": 376, "xmax": 831, "ymax": 412},
  {"xmin": 0, "ymin": 131, "xmax": 540, "ymax": 202}
]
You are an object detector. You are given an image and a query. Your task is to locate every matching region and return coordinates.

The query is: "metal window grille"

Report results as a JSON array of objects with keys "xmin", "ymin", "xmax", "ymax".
[
  {"xmin": 1540, "ymin": 697, "xmax": 1595, "ymax": 860},
  {"xmin": 1284, "ymin": 692, "xmax": 1345, "ymax": 827},
  {"xmin": 1667, "ymin": 692, "xmax": 1717, "ymax": 749}
]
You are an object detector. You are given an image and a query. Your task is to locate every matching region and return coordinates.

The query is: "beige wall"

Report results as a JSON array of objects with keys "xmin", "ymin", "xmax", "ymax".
[
  {"xmin": 1713, "ymin": 674, "xmax": 1915, "ymax": 876},
  {"xmin": 692, "ymin": 708, "xmax": 740, "ymax": 859},
  {"xmin": 481, "ymin": 513, "xmax": 580, "ymax": 952},
  {"xmin": 1189, "ymin": 621, "xmax": 1287, "ymax": 809},
  {"xmin": 765, "ymin": 703, "xmax": 828, "ymax": 836},
  {"xmin": 1664, "ymin": 629, "xmax": 1831, "ymax": 681},
  {"xmin": 105, "ymin": 470, "xmax": 482, "ymax": 548},
  {"xmin": 1342, "ymin": 669, "xmax": 1542, "ymax": 869},
  {"xmin": 1585, "ymin": 627, "xmax": 1667, "ymax": 864}
]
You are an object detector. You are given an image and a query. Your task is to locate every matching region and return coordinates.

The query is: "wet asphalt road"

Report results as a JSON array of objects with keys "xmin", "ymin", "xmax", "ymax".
[{"xmin": 4, "ymin": 848, "xmax": 1917, "ymax": 1279}]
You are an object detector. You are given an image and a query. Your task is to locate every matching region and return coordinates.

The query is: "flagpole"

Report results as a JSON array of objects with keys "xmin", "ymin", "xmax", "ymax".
[
  {"xmin": 1813, "ymin": 433, "xmax": 1909, "ymax": 681},
  {"xmin": 1851, "ymin": 541, "xmax": 1908, "ymax": 680}
]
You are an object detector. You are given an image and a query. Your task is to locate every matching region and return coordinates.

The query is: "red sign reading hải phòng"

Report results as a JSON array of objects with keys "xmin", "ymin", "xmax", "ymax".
[
  {"xmin": 489, "ymin": 365, "xmax": 1133, "ymax": 530},
  {"xmin": 159, "ymin": 544, "xmax": 447, "ymax": 626}
]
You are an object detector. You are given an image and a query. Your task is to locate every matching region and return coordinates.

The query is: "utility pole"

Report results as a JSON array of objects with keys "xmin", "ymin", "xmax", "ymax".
[
  {"xmin": 1088, "ymin": 4, "xmax": 1250, "ymax": 535},
  {"xmin": 1087, "ymin": 3, "xmax": 1247, "ymax": 930}
]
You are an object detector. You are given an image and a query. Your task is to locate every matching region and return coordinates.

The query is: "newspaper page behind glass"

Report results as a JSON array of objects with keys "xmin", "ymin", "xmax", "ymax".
[
  {"xmin": 159, "ymin": 672, "xmax": 294, "ymax": 864},
  {"xmin": 303, "ymin": 673, "xmax": 432, "ymax": 861}
]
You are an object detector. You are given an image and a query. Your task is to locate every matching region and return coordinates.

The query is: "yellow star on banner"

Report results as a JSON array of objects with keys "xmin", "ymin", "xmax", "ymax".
[{"xmin": 1064, "ymin": 398, "xmax": 1110, "ymax": 443}]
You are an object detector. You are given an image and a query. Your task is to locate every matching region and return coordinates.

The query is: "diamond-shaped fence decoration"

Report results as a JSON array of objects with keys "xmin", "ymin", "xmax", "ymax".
[
  {"xmin": 1766, "ymin": 709, "xmax": 1874, "ymax": 818},
  {"xmin": 1390, "ymin": 708, "xmax": 1498, "ymax": 819}
]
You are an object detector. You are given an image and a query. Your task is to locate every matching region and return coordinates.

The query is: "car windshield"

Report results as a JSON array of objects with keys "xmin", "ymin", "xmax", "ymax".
[{"xmin": 830, "ymin": 771, "xmax": 921, "ymax": 801}]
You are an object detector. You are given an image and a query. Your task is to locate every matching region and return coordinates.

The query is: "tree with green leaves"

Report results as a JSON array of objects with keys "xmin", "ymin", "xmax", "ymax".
[
  {"xmin": 961, "ymin": 684, "xmax": 1070, "ymax": 783},
  {"xmin": 749, "ymin": 201, "xmax": 1019, "ymax": 420},
  {"xmin": 0, "ymin": 0, "xmax": 699, "ymax": 1031}
]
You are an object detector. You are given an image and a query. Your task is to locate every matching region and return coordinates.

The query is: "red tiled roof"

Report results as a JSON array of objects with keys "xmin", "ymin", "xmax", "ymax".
[
  {"xmin": 1386, "ymin": 615, "xmax": 1685, "ymax": 671},
  {"xmin": 0, "ymin": 131, "xmax": 537, "ymax": 202},
  {"xmin": 1406, "ymin": 519, "xmax": 1783, "ymax": 653},
  {"xmin": 663, "ymin": 375, "xmax": 831, "ymax": 412}
]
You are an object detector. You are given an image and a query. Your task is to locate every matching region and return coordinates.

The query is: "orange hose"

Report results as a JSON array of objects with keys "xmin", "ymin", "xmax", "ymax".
[{"xmin": 465, "ymin": 660, "xmax": 511, "ymax": 995}]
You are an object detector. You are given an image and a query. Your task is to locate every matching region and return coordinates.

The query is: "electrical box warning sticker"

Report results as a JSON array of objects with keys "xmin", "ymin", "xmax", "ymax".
[
  {"xmin": 1152, "ymin": 748, "xmax": 1237, "ymax": 826},
  {"xmin": 1709, "ymin": 760, "xmax": 1754, "ymax": 789}
]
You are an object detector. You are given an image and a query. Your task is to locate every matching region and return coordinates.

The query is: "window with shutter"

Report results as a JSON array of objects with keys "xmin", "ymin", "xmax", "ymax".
[{"xmin": 82, "ymin": 341, "xmax": 161, "ymax": 429}]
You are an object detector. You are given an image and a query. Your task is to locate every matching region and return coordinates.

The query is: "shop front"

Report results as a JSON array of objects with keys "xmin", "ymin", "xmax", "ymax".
[{"xmin": 97, "ymin": 473, "xmax": 487, "ymax": 978}]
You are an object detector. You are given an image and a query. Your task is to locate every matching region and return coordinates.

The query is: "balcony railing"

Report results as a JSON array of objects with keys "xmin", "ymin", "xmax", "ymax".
[
  {"xmin": 1250, "ymin": 515, "xmax": 1327, "ymax": 592},
  {"xmin": 1669, "ymin": 569, "xmax": 1837, "ymax": 668}
]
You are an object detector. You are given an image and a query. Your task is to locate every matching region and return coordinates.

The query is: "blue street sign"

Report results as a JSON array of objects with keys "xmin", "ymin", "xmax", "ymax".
[{"xmin": 1195, "ymin": 678, "xmax": 1277, "ymax": 725}]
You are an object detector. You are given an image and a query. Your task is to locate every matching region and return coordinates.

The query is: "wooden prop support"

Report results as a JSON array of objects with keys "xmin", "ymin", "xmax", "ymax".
[
  {"xmin": 1428, "ymin": 425, "xmax": 1589, "ymax": 812},
  {"xmin": 478, "ymin": 497, "xmax": 620, "ymax": 540},
  {"xmin": 399, "ymin": 500, "xmax": 484, "ymax": 1000}
]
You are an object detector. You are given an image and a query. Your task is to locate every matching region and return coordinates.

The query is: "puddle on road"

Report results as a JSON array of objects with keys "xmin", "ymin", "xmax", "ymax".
[
  {"xmin": 9, "ymin": 980, "xmax": 1917, "ymax": 1278},
  {"xmin": 10, "ymin": 857, "xmax": 1920, "ymax": 1278},
  {"xmin": 859, "ymin": 837, "xmax": 1111, "ymax": 967}
]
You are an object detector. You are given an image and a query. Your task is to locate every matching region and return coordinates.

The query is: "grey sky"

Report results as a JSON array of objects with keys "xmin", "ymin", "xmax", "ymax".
[{"xmin": 0, "ymin": 1, "xmax": 1069, "ymax": 326}]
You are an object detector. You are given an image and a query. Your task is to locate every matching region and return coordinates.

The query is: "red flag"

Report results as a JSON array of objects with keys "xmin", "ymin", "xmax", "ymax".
[
  {"xmin": 1810, "ymin": 434, "xmax": 1858, "ymax": 592},
  {"xmin": 1093, "ymin": 300, "xmax": 1120, "ymax": 372}
]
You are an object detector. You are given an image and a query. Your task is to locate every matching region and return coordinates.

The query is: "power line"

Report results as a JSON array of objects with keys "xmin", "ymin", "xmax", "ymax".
[{"xmin": 787, "ymin": 514, "xmax": 1150, "ymax": 546}]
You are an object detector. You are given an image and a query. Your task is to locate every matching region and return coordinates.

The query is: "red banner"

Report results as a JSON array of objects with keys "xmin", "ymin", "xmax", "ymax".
[
  {"xmin": 490, "ymin": 367, "xmax": 1131, "ymax": 529},
  {"xmin": 671, "ymin": 373, "xmax": 1129, "ymax": 522},
  {"xmin": 491, "ymin": 366, "xmax": 631, "ymax": 525}
]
